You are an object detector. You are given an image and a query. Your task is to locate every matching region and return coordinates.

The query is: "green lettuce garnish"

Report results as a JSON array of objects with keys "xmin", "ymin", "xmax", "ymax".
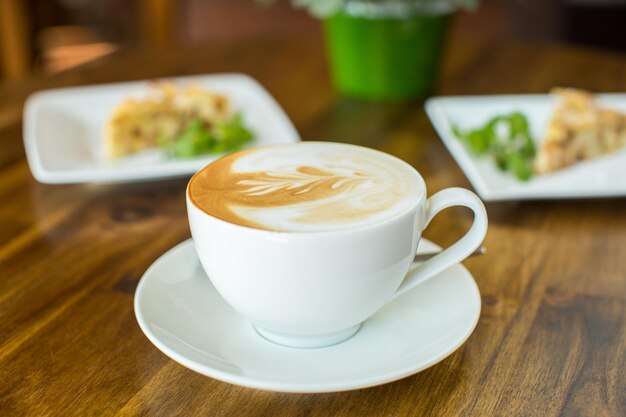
[
  {"xmin": 453, "ymin": 112, "xmax": 536, "ymax": 181},
  {"xmin": 164, "ymin": 113, "xmax": 254, "ymax": 159}
]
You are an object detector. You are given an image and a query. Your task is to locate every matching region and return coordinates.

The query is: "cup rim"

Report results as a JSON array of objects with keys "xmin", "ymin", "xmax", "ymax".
[{"xmin": 186, "ymin": 141, "xmax": 427, "ymax": 236}]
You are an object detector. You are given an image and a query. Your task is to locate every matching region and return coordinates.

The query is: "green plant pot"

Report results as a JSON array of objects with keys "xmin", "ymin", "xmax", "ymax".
[{"xmin": 323, "ymin": 10, "xmax": 451, "ymax": 101}]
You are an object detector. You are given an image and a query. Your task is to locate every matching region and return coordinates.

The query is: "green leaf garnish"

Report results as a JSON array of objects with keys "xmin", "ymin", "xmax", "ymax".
[
  {"xmin": 453, "ymin": 112, "xmax": 536, "ymax": 181},
  {"xmin": 163, "ymin": 113, "xmax": 254, "ymax": 159}
]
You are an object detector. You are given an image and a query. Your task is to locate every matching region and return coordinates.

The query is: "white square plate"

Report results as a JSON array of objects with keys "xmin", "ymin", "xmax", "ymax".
[
  {"xmin": 24, "ymin": 74, "xmax": 301, "ymax": 184},
  {"xmin": 425, "ymin": 94, "xmax": 626, "ymax": 201}
]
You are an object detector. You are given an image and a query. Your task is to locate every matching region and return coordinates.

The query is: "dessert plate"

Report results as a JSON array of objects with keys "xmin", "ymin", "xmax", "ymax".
[
  {"xmin": 425, "ymin": 94, "xmax": 626, "ymax": 201},
  {"xmin": 23, "ymin": 73, "xmax": 300, "ymax": 184},
  {"xmin": 134, "ymin": 238, "xmax": 481, "ymax": 393}
]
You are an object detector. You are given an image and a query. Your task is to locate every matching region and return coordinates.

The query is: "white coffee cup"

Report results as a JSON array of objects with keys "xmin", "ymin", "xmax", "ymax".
[{"xmin": 187, "ymin": 146, "xmax": 487, "ymax": 348}]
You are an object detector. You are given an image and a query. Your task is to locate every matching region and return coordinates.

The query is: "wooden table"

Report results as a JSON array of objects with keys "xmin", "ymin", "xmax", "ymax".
[{"xmin": 1, "ymin": 36, "xmax": 625, "ymax": 416}]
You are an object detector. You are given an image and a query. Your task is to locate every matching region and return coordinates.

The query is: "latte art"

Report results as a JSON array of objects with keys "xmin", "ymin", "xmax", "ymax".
[{"xmin": 188, "ymin": 142, "xmax": 423, "ymax": 232}]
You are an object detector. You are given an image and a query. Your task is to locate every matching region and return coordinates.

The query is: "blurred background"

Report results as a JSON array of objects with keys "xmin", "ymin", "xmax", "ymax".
[{"xmin": 1, "ymin": 0, "xmax": 625, "ymax": 83}]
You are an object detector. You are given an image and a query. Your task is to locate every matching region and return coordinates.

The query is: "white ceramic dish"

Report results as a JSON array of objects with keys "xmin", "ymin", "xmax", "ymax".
[
  {"xmin": 134, "ymin": 238, "xmax": 481, "ymax": 393},
  {"xmin": 23, "ymin": 74, "xmax": 300, "ymax": 184},
  {"xmin": 425, "ymin": 94, "xmax": 626, "ymax": 201}
]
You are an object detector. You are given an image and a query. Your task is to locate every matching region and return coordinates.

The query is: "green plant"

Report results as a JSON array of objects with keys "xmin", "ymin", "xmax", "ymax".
[{"xmin": 260, "ymin": 0, "xmax": 480, "ymax": 18}]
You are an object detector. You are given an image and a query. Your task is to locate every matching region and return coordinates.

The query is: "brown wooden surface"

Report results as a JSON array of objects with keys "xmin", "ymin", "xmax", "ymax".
[{"xmin": 0, "ymin": 34, "xmax": 625, "ymax": 417}]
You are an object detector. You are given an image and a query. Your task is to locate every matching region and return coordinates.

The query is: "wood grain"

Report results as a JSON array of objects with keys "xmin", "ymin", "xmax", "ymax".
[{"xmin": 0, "ymin": 34, "xmax": 625, "ymax": 417}]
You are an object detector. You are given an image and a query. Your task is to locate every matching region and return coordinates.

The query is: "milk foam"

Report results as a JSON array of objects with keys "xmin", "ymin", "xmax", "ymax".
[{"xmin": 189, "ymin": 142, "xmax": 423, "ymax": 232}]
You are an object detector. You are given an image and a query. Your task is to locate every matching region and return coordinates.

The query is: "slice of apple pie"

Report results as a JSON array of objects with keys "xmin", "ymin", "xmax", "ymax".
[
  {"xmin": 535, "ymin": 88, "xmax": 626, "ymax": 174},
  {"xmin": 104, "ymin": 82, "xmax": 231, "ymax": 159}
]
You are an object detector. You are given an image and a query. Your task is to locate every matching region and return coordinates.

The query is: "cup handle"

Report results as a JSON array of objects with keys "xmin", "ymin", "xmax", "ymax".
[{"xmin": 392, "ymin": 187, "xmax": 488, "ymax": 300}]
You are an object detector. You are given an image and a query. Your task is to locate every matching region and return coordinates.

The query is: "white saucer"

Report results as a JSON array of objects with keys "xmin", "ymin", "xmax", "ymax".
[{"xmin": 134, "ymin": 239, "xmax": 481, "ymax": 393}]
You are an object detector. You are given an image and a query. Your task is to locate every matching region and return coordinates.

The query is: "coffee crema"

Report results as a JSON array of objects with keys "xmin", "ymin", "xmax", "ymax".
[{"xmin": 188, "ymin": 142, "xmax": 423, "ymax": 232}]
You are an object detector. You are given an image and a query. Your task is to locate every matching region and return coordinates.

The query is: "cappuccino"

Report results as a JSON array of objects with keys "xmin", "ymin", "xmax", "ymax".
[{"xmin": 188, "ymin": 142, "xmax": 423, "ymax": 232}]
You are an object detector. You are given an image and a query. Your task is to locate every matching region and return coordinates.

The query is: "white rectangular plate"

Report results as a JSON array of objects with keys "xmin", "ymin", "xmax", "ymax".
[
  {"xmin": 425, "ymin": 94, "xmax": 626, "ymax": 201},
  {"xmin": 24, "ymin": 73, "xmax": 301, "ymax": 184}
]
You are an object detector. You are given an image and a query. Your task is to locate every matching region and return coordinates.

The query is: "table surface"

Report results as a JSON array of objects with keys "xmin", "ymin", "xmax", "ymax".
[{"xmin": 1, "ymin": 35, "xmax": 625, "ymax": 416}]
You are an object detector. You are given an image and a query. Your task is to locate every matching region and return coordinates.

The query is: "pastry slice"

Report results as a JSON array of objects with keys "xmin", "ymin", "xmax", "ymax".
[
  {"xmin": 104, "ymin": 82, "xmax": 231, "ymax": 159},
  {"xmin": 535, "ymin": 88, "xmax": 626, "ymax": 174}
]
